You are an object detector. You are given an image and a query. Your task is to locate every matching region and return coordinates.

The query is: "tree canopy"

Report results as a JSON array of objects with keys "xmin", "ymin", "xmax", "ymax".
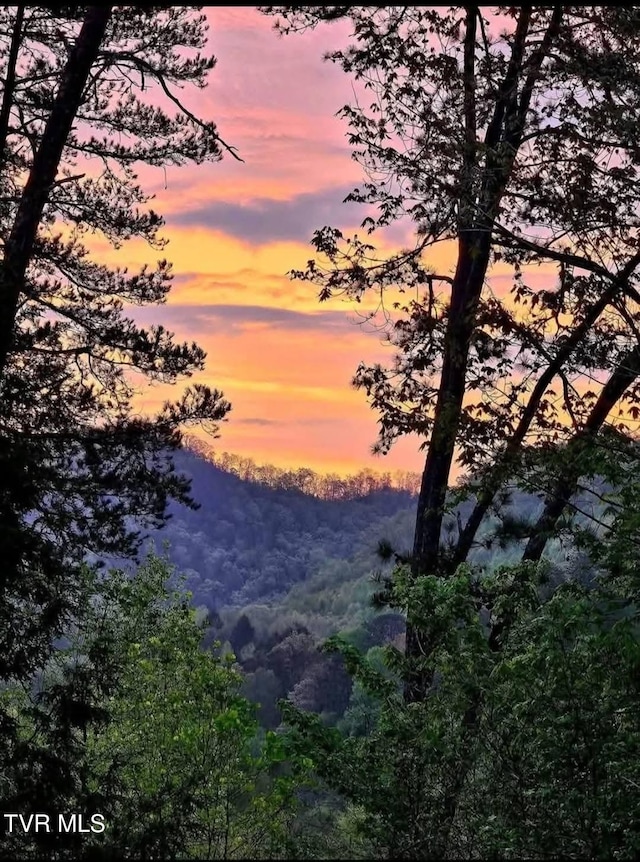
[
  {"xmin": 265, "ymin": 2, "xmax": 640, "ymax": 691},
  {"xmin": 0, "ymin": 6, "xmax": 230, "ymax": 688}
]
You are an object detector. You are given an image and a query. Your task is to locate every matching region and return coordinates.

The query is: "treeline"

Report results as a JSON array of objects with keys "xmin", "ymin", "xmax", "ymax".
[
  {"xmin": 184, "ymin": 437, "xmax": 422, "ymax": 499},
  {"xmin": 154, "ymin": 446, "xmax": 417, "ymax": 608}
]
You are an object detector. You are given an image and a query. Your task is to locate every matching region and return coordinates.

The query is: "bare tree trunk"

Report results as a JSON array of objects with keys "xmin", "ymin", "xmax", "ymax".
[{"xmin": 0, "ymin": 6, "xmax": 112, "ymax": 379}]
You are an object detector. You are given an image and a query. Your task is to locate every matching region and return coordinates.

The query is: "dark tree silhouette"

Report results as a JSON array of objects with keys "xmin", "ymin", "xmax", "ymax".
[{"xmin": 0, "ymin": 4, "xmax": 231, "ymax": 764}]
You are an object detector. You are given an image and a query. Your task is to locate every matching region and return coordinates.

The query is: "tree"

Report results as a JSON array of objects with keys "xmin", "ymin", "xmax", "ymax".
[
  {"xmin": 281, "ymin": 558, "xmax": 640, "ymax": 860},
  {"xmin": 0, "ymin": 554, "xmax": 300, "ymax": 860},
  {"xmin": 86, "ymin": 558, "xmax": 296, "ymax": 860},
  {"xmin": 0, "ymin": 7, "xmax": 232, "ymax": 699},
  {"xmin": 264, "ymin": 4, "xmax": 640, "ymax": 693},
  {"xmin": 264, "ymin": 5, "xmax": 640, "ymax": 856}
]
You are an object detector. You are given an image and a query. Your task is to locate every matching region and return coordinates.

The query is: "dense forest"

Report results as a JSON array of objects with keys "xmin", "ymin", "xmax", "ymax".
[
  {"xmin": 154, "ymin": 442, "xmax": 420, "ymax": 608},
  {"xmin": 1, "ymin": 5, "xmax": 640, "ymax": 860},
  {"xmin": 143, "ymin": 444, "xmax": 599, "ymax": 733}
]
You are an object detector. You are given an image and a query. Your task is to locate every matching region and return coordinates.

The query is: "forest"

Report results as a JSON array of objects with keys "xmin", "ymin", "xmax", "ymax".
[{"xmin": 0, "ymin": 5, "xmax": 639, "ymax": 860}]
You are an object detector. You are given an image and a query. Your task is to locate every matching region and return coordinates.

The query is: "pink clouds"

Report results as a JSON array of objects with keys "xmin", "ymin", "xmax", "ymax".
[
  {"xmin": 145, "ymin": 7, "xmax": 360, "ymax": 210},
  {"xmin": 112, "ymin": 7, "xmax": 430, "ymax": 475}
]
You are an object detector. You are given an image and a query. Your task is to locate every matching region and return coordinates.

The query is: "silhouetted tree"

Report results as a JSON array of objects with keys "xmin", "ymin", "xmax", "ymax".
[
  {"xmin": 0, "ymin": 4, "xmax": 232, "ymax": 797},
  {"xmin": 265, "ymin": 6, "xmax": 640, "ymax": 855},
  {"xmin": 265, "ymin": 3, "xmax": 640, "ymax": 697}
]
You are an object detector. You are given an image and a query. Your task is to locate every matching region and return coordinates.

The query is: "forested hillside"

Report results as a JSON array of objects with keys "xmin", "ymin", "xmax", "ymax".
[
  {"xmin": 151, "ymin": 444, "xmax": 419, "ymax": 609},
  {"xmin": 142, "ymin": 445, "xmax": 600, "ymax": 732},
  {"xmin": 149, "ymin": 443, "xmax": 592, "ymax": 625}
]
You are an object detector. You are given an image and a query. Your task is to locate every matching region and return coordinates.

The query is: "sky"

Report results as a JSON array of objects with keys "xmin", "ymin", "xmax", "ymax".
[
  {"xmin": 78, "ymin": 7, "xmax": 636, "ymax": 481},
  {"xmin": 101, "ymin": 6, "xmax": 433, "ymax": 476}
]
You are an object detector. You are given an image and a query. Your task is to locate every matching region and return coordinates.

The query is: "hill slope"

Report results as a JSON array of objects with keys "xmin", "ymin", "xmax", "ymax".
[
  {"xmin": 144, "ymin": 447, "xmax": 418, "ymax": 610},
  {"xmin": 131, "ymin": 447, "xmax": 595, "ymax": 728}
]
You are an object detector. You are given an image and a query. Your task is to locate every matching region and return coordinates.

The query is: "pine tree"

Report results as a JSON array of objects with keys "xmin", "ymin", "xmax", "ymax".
[{"xmin": 0, "ymin": 6, "xmax": 231, "ymax": 722}]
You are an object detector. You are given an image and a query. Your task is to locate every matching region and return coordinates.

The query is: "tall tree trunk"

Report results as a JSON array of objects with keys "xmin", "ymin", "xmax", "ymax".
[
  {"xmin": 411, "ymin": 236, "xmax": 492, "ymax": 569},
  {"xmin": 0, "ymin": 6, "xmax": 112, "ymax": 380},
  {"xmin": 405, "ymin": 234, "xmax": 491, "ymax": 706},
  {"xmin": 405, "ymin": 6, "xmax": 566, "ymax": 703}
]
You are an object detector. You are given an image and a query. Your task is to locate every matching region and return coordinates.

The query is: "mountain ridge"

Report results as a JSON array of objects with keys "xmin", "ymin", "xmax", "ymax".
[{"xmin": 141, "ymin": 444, "xmax": 419, "ymax": 611}]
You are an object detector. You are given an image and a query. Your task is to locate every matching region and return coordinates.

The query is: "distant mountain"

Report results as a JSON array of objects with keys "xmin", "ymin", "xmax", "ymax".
[
  {"xmin": 142, "ymin": 445, "xmax": 419, "ymax": 611},
  {"xmin": 129, "ymin": 445, "xmax": 597, "ymax": 729},
  {"xmin": 138, "ymin": 445, "xmax": 592, "ymax": 618}
]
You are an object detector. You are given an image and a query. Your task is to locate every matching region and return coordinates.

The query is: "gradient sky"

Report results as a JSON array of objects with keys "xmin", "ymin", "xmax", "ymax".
[
  {"xmin": 90, "ymin": 6, "xmax": 435, "ymax": 476},
  {"xmin": 86, "ymin": 7, "xmax": 624, "ymax": 480}
]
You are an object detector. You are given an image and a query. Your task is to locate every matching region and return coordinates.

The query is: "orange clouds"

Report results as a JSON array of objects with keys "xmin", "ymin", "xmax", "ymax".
[
  {"xmin": 130, "ymin": 288, "xmax": 411, "ymax": 475},
  {"xmin": 81, "ymin": 8, "xmax": 429, "ymax": 476}
]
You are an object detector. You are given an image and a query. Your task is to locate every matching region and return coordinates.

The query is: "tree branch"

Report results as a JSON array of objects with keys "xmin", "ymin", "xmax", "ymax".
[
  {"xmin": 454, "ymin": 251, "xmax": 640, "ymax": 565},
  {"xmin": 0, "ymin": 6, "xmax": 113, "ymax": 379},
  {"xmin": 0, "ymin": 6, "xmax": 24, "ymax": 177},
  {"xmin": 99, "ymin": 50, "xmax": 244, "ymax": 163},
  {"xmin": 523, "ymin": 342, "xmax": 640, "ymax": 562}
]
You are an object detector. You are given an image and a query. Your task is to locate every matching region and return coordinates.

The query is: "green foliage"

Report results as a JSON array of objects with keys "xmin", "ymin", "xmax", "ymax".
[
  {"xmin": 280, "ymin": 561, "xmax": 640, "ymax": 859},
  {"xmin": 475, "ymin": 585, "xmax": 640, "ymax": 859},
  {"xmin": 0, "ymin": 555, "xmax": 301, "ymax": 859}
]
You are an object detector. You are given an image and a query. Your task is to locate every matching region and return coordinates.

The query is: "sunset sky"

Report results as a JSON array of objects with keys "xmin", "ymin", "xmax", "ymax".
[{"xmin": 95, "ymin": 6, "xmax": 436, "ymax": 477}]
